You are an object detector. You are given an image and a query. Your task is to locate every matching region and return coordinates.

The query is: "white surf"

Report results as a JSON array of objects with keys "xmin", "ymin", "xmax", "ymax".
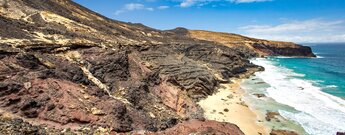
[{"xmin": 251, "ymin": 58, "xmax": 345, "ymax": 135}]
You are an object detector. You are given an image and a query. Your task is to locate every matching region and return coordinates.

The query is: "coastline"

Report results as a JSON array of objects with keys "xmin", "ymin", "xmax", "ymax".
[
  {"xmin": 248, "ymin": 58, "xmax": 345, "ymax": 135},
  {"xmin": 198, "ymin": 79, "xmax": 270, "ymax": 135}
]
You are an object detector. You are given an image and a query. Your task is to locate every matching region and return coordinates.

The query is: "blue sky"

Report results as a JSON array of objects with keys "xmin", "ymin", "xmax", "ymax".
[{"xmin": 73, "ymin": 0, "xmax": 345, "ymax": 43}]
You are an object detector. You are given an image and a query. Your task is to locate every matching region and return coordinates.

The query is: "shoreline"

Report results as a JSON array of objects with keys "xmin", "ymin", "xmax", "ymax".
[
  {"xmin": 198, "ymin": 79, "xmax": 270, "ymax": 135},
  {"xmin": 249, "ymin": 58, "xmax": 345, "ymax": 135}
]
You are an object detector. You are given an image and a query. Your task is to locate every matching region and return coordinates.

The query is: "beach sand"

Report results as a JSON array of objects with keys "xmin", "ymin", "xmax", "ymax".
[{"xmin": 198, "ymin": 79, "xmax": 269, "ymax": 135}]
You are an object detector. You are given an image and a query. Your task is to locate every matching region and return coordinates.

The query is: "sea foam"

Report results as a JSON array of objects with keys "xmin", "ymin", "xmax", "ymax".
[
  {"xmin": 326, "ymin": 85, "xmax": 338, "ymax": 88},
  {"xmin": 251, "ymin": 58, "xmax": 345, "ymax": 135}
]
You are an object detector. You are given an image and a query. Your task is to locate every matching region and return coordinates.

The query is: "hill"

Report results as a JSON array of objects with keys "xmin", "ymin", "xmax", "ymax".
[
  {"xmin": 189, "ymin": 30, "xmax": 316, "ymax": 57},
  {"xmin": 0, "ymin": 0, "xmax": 314, "ymax": 134}
]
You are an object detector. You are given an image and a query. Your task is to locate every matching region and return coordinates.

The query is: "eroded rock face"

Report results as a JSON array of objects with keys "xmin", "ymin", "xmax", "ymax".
[
  {"xmin": 136, "ymin": 44, "xmax": 258, "ymax": 101},
  {"xmin": 252, "ymin": 43, "xmax": 316, "ymax": 57},
  {"xmin": 0, "ymin": 0, "xmax": 315, "ymax": 134},
  {"xmin": 161, "ymin": 119, "xmax": 245, "ymax": 135},
  {"xmin": 0, "ymin": 46, "xmax": 185, "ymax": 132},
  {"xmin": 0, "ymin": 44, "xmax": 250, "ymax": 134},
  {"xmin": 188, "ymin": 30, "xmax": 316, "ymax": 57}
]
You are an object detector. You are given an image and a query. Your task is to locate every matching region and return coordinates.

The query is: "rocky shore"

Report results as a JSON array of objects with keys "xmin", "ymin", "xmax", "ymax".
[
  {"xmin": 0, "ymin": 0, "xmax": 315, "ymax": 134},
  {"xmin": 198, "ymin": 80, "xmax": 268, "ymax": 135}
]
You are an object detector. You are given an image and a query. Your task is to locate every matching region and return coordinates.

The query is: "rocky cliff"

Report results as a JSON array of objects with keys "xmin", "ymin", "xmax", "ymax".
[
  {"xmin": 189, "ymin": 30, "xmax": 316, "ymax": 57},
  {"xmin": 0, "ymin": 0, "xmax": 314, "ymax": 134}
]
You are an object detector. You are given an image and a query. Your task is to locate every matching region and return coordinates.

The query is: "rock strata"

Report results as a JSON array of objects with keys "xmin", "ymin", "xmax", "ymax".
[
  {"xmin": 188, "ymin": 30, "xmax": 316, "ymax": 57},
  {"xmin": 0, "ymin": 0, "xmax": 315, "ymax": 134}
]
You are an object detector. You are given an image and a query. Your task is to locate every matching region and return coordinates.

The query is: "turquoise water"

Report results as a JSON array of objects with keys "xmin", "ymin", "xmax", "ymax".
[
  {"xmin": 240, "ymin": 43, "xmax": 345, "ymax": 135},
  {"xmin": 271, "ymin": 43, "xmax": 345, "ymax": 98}
]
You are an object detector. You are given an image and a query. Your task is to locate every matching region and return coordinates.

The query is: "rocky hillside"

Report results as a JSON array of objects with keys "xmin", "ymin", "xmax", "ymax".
[
  {"xmin": 189, "ymin": 30, "xmax": 316, "ymax": 57},
  {"xmin": 0, "ymin": 0, "xmax": 314, "ymax": 134}
]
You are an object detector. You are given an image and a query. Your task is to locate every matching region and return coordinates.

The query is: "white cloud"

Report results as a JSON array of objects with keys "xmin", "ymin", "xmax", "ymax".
[
  {"xmin": 125, "ymin": 3, "xmax": 145, "ymax": 10},
  {"xmin": 239, "ymin": 19, "xmax": 345, "ymax": 43},
  {"xmin": 158, "ymin": 5, "xmax": 170, "ymax": 9},
  {"xmin": 180, "ymin": 0, "xmax": 198, "ymax": 7},
  {"xmin": 178, "ymin": 0, "xmax": 272, "ymax": 7},
  {"xmin": 115, "ymin": 3, "xmax": 154, "ymax": 15}
]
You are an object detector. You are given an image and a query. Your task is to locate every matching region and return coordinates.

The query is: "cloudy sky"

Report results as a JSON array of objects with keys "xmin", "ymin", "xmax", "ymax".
[{"xmin": 74, "ymin": 0, "xmax": 345, "ymax": 43}]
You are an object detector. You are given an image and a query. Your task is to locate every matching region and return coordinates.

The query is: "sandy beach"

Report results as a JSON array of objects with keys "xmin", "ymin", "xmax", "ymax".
[{"xmin": 198, "ymin": 79, "xmax": 269, "ymax": 135}]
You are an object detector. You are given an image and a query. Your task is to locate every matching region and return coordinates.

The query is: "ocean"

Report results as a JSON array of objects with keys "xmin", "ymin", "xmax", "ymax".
[{"xmin": 241, "ymin": 43, "xmax": 345, "ymax": 135}]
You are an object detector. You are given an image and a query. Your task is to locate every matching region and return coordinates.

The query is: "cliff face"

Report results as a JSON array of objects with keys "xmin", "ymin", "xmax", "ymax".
[
  {"xmin": 189, "ymin": 30, "xmax": 316, "ymax": 57},
  {"xmin": 0, "ymin": 0, "xmax": 313, "ymax": 134}
]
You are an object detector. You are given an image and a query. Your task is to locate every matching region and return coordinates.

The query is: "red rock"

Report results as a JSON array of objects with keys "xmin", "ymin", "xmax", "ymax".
[{"xmin": 161, "ymin": 119, "xmax": 244, "ymax": 135}]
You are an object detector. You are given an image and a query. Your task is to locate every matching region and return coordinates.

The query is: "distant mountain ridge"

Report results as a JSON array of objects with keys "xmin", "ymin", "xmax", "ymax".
[{"xmin": 0, "ymin": 0, "xmax": 313, "ymax": 134}]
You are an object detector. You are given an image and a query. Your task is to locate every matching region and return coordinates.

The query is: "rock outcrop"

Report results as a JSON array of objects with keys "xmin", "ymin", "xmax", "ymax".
[
  {"xmin": 0, "ymin": 0, "xmax": 314, "ymax": 134},
  {"xmin": 161, "ymin": 119, "xmax": 244, "ymax": 135},
  {"xmin": 188, "ymin": 30, "xmax": 316, "ymax": 57},
  {"xmin": 270, "ymin": 130, "xmax": 299, "ymax": 135}
]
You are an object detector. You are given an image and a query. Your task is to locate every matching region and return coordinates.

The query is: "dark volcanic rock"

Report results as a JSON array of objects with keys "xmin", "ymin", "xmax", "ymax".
[
  {"xmin": 270, "ymin": 129, "xmax": 299, "ymax": 135},
  {"xmin": 161, "ymin": 119, "xmax": 245, "ymax": 135},
  {"xmin": 80, "ymin": 48, "xmax": 130, "ymax": 90},
  {"xmin": 266, "ymin": 111, "xmax": 280, "ymax": 121},
  {"xmin": 337, "ymin": 132, "xmax": 345, "ymax": 135},
  {"xmin": 137, "ymin": 44, "xmax": 258, "ymax": 101},
  {"xmin": 0, "ymin": 82, "xmax": 22, "ymax": 97},
  {"xmin": 16, "ymin": 53, "xmax": 42, "ymax": 70},
  {"xmin": 0, "ymin": 0, "xmax": 315, "ymax": 134},
  {"xmin": 252, "ymin": 43, "xmax": 316, "ymax": 57}
]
